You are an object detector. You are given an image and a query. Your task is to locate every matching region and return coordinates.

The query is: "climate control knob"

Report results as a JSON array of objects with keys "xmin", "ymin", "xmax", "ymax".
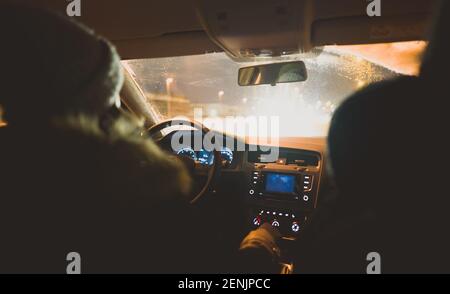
[{"xmin": 252, "ymin": 216, "xmax": 261, "ymax": 226}]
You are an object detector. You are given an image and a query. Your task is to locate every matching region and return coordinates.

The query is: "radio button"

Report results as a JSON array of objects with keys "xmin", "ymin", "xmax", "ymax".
[
  {"xmin": 303, "ymin": 175, "xmax": 313, "ymax": 191},
  {"xmin": 249, "ymin": 189, "xmax": 255, "ymax": 195},
  {"xmin": 271, "ymin": 220, "xmax": 280, "ymax": 227}
]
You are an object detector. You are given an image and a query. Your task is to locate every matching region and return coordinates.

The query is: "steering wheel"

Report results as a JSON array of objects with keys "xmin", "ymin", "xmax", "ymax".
[{"xmin": 147, "ymin": 119, "xmax": 221, "ymax": 204}]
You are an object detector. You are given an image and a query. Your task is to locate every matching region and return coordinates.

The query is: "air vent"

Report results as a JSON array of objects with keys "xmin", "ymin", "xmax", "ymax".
[{"xmin": 248, "ymin": 148, "xmax": 320, "ymax": 167}]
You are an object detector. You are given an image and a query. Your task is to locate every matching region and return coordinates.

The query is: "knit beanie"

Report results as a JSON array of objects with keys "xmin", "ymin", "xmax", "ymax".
[{"xmin": 0, "ymin": 2, "xmax": 123, "ymax": 124}]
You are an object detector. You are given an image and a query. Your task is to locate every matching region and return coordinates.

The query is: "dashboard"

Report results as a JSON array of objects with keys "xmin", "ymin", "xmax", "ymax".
[{"xmin": 158, "ymin": 130, "xmax": 325, "ymax": 242}]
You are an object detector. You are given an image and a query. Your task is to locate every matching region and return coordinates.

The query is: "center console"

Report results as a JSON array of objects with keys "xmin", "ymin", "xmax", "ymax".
[{"xmin": 245, "ymin": 148, "xmax": 322, "ymax": 240}]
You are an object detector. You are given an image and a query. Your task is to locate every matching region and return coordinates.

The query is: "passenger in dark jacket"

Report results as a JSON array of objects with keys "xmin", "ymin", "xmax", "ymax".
[{"xmin": 294, "ymin": 0, "xmax": 449, "ymax": 274}]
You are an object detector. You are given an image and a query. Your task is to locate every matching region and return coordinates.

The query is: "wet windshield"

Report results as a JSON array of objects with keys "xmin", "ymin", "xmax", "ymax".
[{"xmin": 123, "ymin": 42, "xmax": 424, "ymax": 137}]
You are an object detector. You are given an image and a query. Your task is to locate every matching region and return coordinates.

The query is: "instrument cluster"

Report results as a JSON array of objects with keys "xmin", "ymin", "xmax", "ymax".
[{"xmin": 176, "ymin": 147, "xmax": 234, "ymax": 166}]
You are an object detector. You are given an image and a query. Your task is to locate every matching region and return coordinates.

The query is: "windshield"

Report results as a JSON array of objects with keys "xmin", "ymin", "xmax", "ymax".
[{"xmin": 123, "ymin": 42, "xmax": 425, "ymax": 137}]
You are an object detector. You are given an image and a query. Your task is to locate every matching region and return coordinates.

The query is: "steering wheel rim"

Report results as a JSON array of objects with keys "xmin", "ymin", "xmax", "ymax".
[{"xmin": 147, "ymin": 119, "xmax": 221, "ymax": 205}]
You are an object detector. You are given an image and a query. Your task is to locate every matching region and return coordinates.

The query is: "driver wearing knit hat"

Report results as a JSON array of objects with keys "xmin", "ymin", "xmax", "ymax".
[{"xmin": 0, "ymin": 2, "xmax": 123, "ymax": 125}]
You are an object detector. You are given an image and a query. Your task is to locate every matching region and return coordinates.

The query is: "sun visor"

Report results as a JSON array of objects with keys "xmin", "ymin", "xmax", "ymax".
[
  {"xmin": 196, "ymin": 0, "xmax": 314, "ymax": 59},
  {"xmin": 312, "ymin": 14, "xmax": 431, "ymax": 46}
]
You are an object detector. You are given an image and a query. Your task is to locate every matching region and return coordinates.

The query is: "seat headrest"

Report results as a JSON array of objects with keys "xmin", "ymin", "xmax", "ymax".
[{"xmin": 327, "ymin": 76, "xmax": 423, "ymax": 206}]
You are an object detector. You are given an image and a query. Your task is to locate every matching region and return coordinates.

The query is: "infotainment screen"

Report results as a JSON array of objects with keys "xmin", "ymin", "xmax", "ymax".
[{"xmin": 265, "ymin": 173, "xmax": 296, "ymax": 194}]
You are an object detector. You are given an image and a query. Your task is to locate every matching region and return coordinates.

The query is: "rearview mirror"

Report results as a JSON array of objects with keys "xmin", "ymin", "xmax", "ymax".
[{"xmin": 238, "ymin": 61, "xmax": 307, "ymax": 86}]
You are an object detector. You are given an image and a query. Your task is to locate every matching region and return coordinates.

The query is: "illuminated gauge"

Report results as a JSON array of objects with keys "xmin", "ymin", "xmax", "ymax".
[
  {"xmin": 220, "ymin": 147, "xmax": 234, "ymax": 164},
  {"xmin": 176, "ymin": 147, "xmax": 197, "ymax": 161},
  {"xmin": 197, "ymin": 149, "xmax": 214, "ymax": 166}
]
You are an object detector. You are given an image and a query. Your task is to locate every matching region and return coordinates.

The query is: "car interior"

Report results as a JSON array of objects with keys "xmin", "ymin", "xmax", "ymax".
[{"xmin": 0, "ymin": 0, "xmax": 448, "ymax": 274}]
